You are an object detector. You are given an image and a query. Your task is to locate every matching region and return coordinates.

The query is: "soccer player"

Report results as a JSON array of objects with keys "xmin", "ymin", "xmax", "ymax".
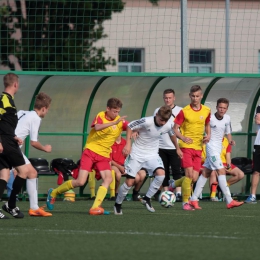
[
  {"xmin": 189, "ymin": 98, "xmax": 244, "ymax": 209},
  {"xmin": 46, "ymin": 98, "xmax": 128, "ymax": 215},
  {"xmin": 200, "ymin": 137, "xmax": 244, "ymax": 201},
  {"xmin": 169, "ymin": 85, "xmax": 211, "ymax": 211},
  {"xmin": 114, "ymin": 105, "xmax": 183, "ymax": 215},
  {"xmin": 0, "ymin": 73, "xmax": 30, "ymax": 219},
  {"xmin": 153, "ymin": 89, "xmax": 182, "ymax": 200},
  {"xmin": 207, "ymin": 137, "xmax": 244, "ymax": 201},
  {"xmin": 10, "ymin": 92, "xmax": 52, "ymax": 217},
  {"xmin": 245, "ymin": 105, "xmax": 260, "ymax": 204},
  {"xmin": 111, "ymin": 135, "xmax": 146, "ymax": 201}
]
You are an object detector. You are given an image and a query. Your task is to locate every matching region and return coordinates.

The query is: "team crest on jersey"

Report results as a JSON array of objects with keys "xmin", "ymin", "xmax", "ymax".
[
  {"xmin": 112, "ymin": 125, "xmax": 117, "ymax": 130},
  {"xmin": 200, "ymin": 116, "xmax": 204, "ymax": 120}
]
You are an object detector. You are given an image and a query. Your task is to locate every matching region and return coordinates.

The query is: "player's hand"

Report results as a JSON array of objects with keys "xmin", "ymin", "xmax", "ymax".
[
  {"xmin": 0, "ymin": 143, "xmax": 3, "ymax": 153},
  {"xmin": 182, "ymin": 136, "xmax": 193, "ymax": 144},
  {"xmin": 131, "ymin": 131, "xmax": 139, "ymax": 140},
  {"xmin": 203, "ymin": 135, "xmax": 210, "ymax": 143},
  {"xmin": 122, "ymin": 143, "xmax": 131, "ymax": 156},
  {"xmin": 229, "ymin": 140, "xmax": 235, "ymax": 146},
  {"xmin": 225, "ymin": 164, "xmax": 232, "ymax": 172},
  {"xmin": 14, "ymin": 136, "xmax": 23, "ymax": 145},
  {"xmin": 176, "ymin": 148, "xmax": 183, "ymax": 159},
  {"xmin": 44, "ymin": 144, "xmax": 52, "ymax": 153},
  {"xmin": 116, "ymin": 116, "xmax": 127, "ymax": 124}
]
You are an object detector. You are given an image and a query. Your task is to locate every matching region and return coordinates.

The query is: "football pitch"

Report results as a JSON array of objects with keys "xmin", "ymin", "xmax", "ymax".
[{"xmin": 1, "ymin": 199, "xmax": 260, "ymax": 260}]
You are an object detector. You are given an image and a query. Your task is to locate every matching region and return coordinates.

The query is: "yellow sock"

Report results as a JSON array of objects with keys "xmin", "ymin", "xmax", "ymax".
[
  {"xmin": 91, "ymin": 186, "xmax": 107, "ymax": 209},
  {"xmin": 181, "ymin": 177, "xmax": 192, "ymax": 203},
  {"xmin": 175, "ymin": 176, "xmax": 185, "ymax": 187},
  {"xmin": 211, "ymin": 191, "xmax": 216, "ymax": 198},
  {"xmin": 51, "ymin": 180, "xmax": 74, "ymax": 197},
  {"xmin": 109, "ymin": 170, "xmax": 116, "ymax": 198},
  {"xmin": 88, "ymin": 170, "xmax": 96, "ymax": 198}
]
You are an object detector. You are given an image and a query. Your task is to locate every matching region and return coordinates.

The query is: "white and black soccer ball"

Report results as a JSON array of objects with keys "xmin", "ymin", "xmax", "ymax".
[{"xmin": 159, "ymin": 191, "xmax": 176, "ymax": 208}]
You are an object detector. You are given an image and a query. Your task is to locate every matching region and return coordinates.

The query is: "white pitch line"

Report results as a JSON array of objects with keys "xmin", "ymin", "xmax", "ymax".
[{"xmin": 0, "ymin": 228, "xmax": 242, "ymax": 239}]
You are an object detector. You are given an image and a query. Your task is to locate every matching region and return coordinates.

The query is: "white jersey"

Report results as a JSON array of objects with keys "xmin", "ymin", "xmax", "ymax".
[
  {"xmin": 16, "ymin": 110, "xmax": 41, "ymax": 145},
  {"xmin": 206, "ymin": 113, "xmax": 232, "ymax": 155},
  {"xmin": 153, "ymin": 105, "xmax": 182, "ymax": 149},
  {"xmin": 255, "ymin": 105, "xmax": 260, "ymax": 145},
  {"xmin": 128, "ymin": 116, "xmax": 175, "ymax": 160}
]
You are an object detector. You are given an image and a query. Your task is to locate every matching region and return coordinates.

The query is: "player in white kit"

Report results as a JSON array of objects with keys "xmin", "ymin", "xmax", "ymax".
[
  {"xmin": 153, "ymin": 89, "xmax": 183, "ymax": 199},
  {"xmin": 190, "ymin": 98, "xmax": 244, "ymax": 209},
  {"xmin": 10, "ymin": 93, "xmax": 52, "ymax": 216},
  {"xmin": 114, "ymin": 105, "xmax": 183, "ymax": 215}
]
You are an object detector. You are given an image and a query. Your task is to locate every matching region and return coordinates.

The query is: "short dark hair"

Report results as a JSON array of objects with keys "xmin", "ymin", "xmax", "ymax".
[
  {"xmin": 34, "ymin": 92, "xmax": 52, "ymax": 110},
  {"xmin": 157, "ymin": 105, "xmax": 172, "ymax": 121},
  {"xmin": 107, "ymin": 98, "xmax": 123, "ymax": 109},
  {"xmin": 163, "ymin": 89, "xmax": 175, "ymax": 95},
  {"xmin": 190, "ymin": 85, "xmax": 202, "ymax": 93},
  {"xmin": 3, "ymin": 73, "xmax": 19, "ymax": 88},
  {"xmin": 217, "ymin": 98, "xmax": 229, "ymax": 107}
]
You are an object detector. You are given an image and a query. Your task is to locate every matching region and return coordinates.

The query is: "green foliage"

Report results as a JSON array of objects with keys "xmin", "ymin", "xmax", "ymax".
[{"xmin": 0, "ymin": 0, "xmax": 124, "ymax": 71}]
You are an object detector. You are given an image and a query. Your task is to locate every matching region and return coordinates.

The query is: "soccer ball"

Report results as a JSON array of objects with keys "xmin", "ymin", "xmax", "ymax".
[{"xmin": 159, "ymin": 191, "xmax": 176, "ymax": 208}]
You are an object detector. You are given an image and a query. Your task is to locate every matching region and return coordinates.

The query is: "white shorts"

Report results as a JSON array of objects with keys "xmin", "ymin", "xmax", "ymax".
[
  {"xmin": 203, "ymin": 154, "xmax": 224, "ymax": 170},
  {"xmin": 124, "ymin": 154, "xmax": 164, "ymax": 178},
  {"xmin": 22, "ymin": 152, "xmax": 31, "ymax": 165}
]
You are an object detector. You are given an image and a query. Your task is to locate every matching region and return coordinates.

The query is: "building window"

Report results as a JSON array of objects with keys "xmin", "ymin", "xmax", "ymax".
[
  {"xmin": 189, "ymin": 49, "xmax": 214, "ymax": 73},
  {"xmin": 118, "ymin": 48, "xmax": 144, "ymax": 72}
]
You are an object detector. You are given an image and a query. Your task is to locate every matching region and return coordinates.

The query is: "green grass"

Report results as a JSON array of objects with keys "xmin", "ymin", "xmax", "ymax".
[{"xmin": 1, "ymin": 199, "xmax": 260, "ymax": 260}]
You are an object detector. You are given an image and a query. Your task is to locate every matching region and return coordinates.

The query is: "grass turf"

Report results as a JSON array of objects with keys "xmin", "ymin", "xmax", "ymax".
[{"xmin": 1, "ymin": 199, "xmax": 260, "ymax": 260}]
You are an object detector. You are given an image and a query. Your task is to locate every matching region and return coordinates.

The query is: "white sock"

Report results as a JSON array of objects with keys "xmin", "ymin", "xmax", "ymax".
[
  {"xmin": 252, "ymin": 194, "xmax": 256, "ymax": 198},
  {"xmin": 226, "ymin": 186, "xmax": 231, "ymax": 196},
  {"xmin": 218, "ymin": 175, "xmax": 232, "ymax": 204},
  {"xmin": 26, "ymin": 178, "xmax": 39, "ymax": 210},
  {"xmin": 191, "ymin": 175, "xmax": 208, "ymax": 201},
  {"xmin": 146, "ymin": 175, "xmax": 165, "ymax": 198},
  {"xmin": 116, "ymin": 182, "xmax": 132, "ymax": 204}
]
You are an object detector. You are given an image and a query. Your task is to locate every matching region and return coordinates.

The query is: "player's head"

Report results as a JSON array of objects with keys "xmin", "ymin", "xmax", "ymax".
[
  {"xmin": 189, "ymin": 85, "xmax": 203, "ymax": 105},
  {"xmin": 3, "ymin": 73, "xmax": 19, "ymax": 94},
  {"xmin": 106, "ymin": 98, "xmax": 123, "ymax": 120},
  {"xmin": 34, "ymin": 92, "xmax": 52, "ymax": 118},
  {"xmin": 156, "ymin": 105, "xmax": 172, "ymax": 126},
  {"xmin": 216, "ymin": 98, "xmax": 229, "ymax": 117},
  {"xmin": 163, "ymin": 89, "xmax": 175, "ymax": 107}
]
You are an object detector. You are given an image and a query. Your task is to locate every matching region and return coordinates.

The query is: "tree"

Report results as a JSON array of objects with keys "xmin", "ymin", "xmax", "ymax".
[{"xmin": 0, "ymin": 0, "xmax": 124, "ymax": 71}]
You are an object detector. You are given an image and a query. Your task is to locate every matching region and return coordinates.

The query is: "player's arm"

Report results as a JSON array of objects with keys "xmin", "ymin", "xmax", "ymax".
[
  {"xmin": 174, "ymin": 111, "xmax": 193, "ymax": 144},
  {"xmin": 111, "ymin": 160, "xmax": 125, "ymax": 174},
  {"xmin": 30, "ymin": 141, "xmax": 52, "ymax": 153},
  {"xmin": 203, "ymin": 111, "xmax": 211, "ymax": 143},
  {"xmin": 226, "ymin": 133, "xmax": 235, "ymax": 146},
  {"xmin": 170, "ymin": 134, "xmax": 183, "ymax": 159},
  {"xmin": 94, "ymin": 116, "xmax": 127, "ymax": 131},
  {"xmin": 122, "ymin": 126, "xmax": 133, "ymax": 156}
]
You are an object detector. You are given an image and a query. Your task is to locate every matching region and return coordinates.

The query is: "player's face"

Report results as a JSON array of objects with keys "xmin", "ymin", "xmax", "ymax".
[
  {"xmin": 40, "ymin": 106, "xmax": 50, "ymax": 118},
  {"xmin": 106, "ymin": 107, "xmax": 121, "ymax": 120},
  {"xmin": 163, "ymin": 93, "xmax": 175, "ymax": 107},
  {"xmin": 155, "ymin": 115, "xmax": 168, "ymax": 126},
  {"xmin": 189, "ymin": 90, "xmax": 203, "ymax": 106},
  {"xmin": 216, "ymin": 103, "xmax": 228, "ymax": 117}
]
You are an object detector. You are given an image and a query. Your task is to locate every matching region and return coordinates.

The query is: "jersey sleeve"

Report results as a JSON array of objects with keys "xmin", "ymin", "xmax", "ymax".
[
  {"xmin": 91, "ymin": 115, "xmax": 103, "ymax": 128},
  {"xmin": 174, "ymin": 110, "xmax": 185, "ymax": 126},
  {"xmin": 30, "ymin": 117, "xmax": 41, "ymax": 141},
  {"xmin": 128, "ymin": 118, "xmax": 147, "ymax": 131},
  {"xmin": 205, "ymin": 112, "xmax": 211, "ymax": 124},
  {"xmin": 225, "ymin": 116, "xmax": 232, "ymax": 134},
  {"xmin": 226, "ymin": 144, "xmax": 232, "ymax": 153},
  {"xmin": 122, "ymin": 120, "xmax": 129, "ymax": 131}
]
